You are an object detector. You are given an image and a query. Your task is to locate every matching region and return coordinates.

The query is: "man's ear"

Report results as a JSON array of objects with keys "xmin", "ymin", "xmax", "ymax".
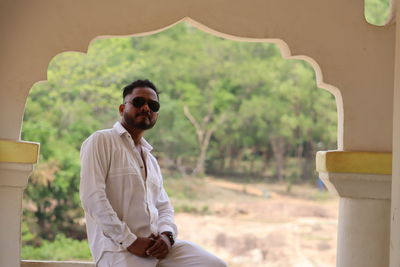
[{"xmin": 119, "ymin": 104, "xmax": 125, "ymax": 115}]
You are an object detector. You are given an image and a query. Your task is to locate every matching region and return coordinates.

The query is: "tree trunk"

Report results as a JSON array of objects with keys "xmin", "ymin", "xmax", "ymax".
[
  {"xmin": 176, "ymin": 156, "xmax": 187, "ymax": 176},
  {"xmin": 302, "ymin": 140, "xmax": 316, "ymax": 181},
  {"xmin": 270, "ymin": 136, "xmax": 286, "ymax": 181},
  {"xmin": 261, "ymin": 148, "xmax": 271, "ymax": 176},
  {"xmin": 228, "ymin": 147, "xmax": 235, "ymax": 173},
  {"xmin": 296, "ymin": 143, "xmax": 304, "ymax": 180},
  {"xmin": 193, "ymin": 139, "xmax": 208, "ymax": 176},
  {"xmin": 183, "ymin": 105, "xmax": 227, "ymax": 176}
]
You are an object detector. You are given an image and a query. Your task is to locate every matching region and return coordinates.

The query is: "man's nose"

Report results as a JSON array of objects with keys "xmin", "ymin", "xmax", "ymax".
[{"xmin": 141, "ymin": 102, "xmax": 151, "ymax": 112}]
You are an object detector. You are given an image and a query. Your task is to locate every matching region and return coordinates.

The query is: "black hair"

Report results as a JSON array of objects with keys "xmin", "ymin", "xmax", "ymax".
[{"xmin": 122, "ymin": 79, "xmax": 160, "ymax": 101}]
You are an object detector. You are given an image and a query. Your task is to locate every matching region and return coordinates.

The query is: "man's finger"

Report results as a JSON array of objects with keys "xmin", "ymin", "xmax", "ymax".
[
  {"xmin": 151, "ymin": 242, "xmax": 169, "ymax": 258},
  {"xmin": 147, "ymin": 239, "xmax": 165, "ymax": 254},
  {"xmin": 148, "ymin": 239, "xmax": 163, "ymax": 251}
]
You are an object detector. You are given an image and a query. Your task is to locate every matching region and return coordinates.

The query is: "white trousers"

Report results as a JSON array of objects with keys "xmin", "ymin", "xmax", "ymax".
[{"xmin": 98, "ymin": 240, "xmax": 227, "ymax": 267}]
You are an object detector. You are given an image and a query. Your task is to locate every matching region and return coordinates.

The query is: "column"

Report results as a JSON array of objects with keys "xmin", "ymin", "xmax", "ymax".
[
  {"xmin": 0, "ymin": 140, "xmax": 39, "ymax": 267},
  {"xmin": 389, "ymin": 0, "xmax": 400, "ymax": 265},
  {"xmin": 317, "ymin": 151, "xmax": 392, "ymax": 267}
]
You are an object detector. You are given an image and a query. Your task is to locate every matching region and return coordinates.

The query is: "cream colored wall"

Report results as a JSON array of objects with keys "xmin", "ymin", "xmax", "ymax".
[
  {"xmin": 0, "ymin": 1, "xmax": 398, "ymax": 266},
  {"xmin": 0, "ymin": 0, "xmax": 395, "ymax": 152}
]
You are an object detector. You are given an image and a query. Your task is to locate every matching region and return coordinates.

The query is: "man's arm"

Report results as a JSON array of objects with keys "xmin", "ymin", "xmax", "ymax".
[
  {"xmin": 145, "ymin": 178, "xmax": 178, "ymax": 259},
  {"xmin": 80, "ymin": 132, "xmax": 137, "ymax": 249},
  {"xmin": 156, "ymin": 185, "xmax": 178, "ymax": 237}
]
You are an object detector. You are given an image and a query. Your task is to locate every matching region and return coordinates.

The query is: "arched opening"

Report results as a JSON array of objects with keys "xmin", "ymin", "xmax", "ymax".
[
  {"xmin": 21, "ymin": 20, "xmax": 341, "ymax": 266},
  {"xmin": 364, "ymin": 0, "xmax": 393, "ymax": 26}
]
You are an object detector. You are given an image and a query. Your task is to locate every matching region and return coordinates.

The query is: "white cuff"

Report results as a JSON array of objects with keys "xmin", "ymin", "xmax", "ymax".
[
  {"xmin": 119, "ymin": 233, "xmax": 137, "ymax": 249},
  {"xmin": 158, "ymin": 226, "xmax": 176, "ymax": 237},
  {"xmin": 160, "ymin": 234, "xmax": 172, "ymax": 249}
]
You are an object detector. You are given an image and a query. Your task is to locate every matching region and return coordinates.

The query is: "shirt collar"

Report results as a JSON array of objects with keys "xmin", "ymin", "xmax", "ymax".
[
  {"xmin": 113, "ymin": 121, "xmax": 127, "ymax": 136},
  {"xmin": 113, "ymin": 121, "xmax": 153, "ymax": 151}
]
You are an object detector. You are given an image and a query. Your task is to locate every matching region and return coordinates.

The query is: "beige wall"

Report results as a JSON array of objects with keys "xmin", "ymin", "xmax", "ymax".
[
  {"xmin": 0, "ymin": 0, "xmax": 396, "ymax": 152},
  {"xmin": 0, "ymin": 1, "xmax": 398, "ymax": 266}
]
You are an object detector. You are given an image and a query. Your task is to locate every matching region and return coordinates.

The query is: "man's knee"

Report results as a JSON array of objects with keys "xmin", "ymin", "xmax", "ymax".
[
  {"xmin": 170, "ymin": 240, "xmax": 227, "ymax": 267},
  {"xmin": 201, "ymin": 249, "xmax": 226, "ymax": 267},
  {"xmin": 209, "ymin": 256, "xmax": 227, "ymax": 267}
]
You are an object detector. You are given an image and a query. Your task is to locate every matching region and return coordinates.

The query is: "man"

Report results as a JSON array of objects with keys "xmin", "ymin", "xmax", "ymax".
[{"xmin": 80, "ymin": 79, "xmax": 227, "ymax": 267}]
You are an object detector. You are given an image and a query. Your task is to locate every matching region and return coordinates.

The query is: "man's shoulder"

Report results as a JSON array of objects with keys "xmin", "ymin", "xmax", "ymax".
[
  {"xmin": 94, "ymin": 128, "xmax": 115, "ymax": 137},
  {"xmin": 82, "ymin": 128, "xmax": 116, "ymax": 147}
]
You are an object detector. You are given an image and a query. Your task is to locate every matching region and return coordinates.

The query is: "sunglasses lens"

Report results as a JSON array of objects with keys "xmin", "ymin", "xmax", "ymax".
[
  {"xmin": 131, "ymin": 97, "xmax": 160, "ymax": 112},
  {"xmin": 132, "ymin": 97, "xmax": 146, "ymax": 108},
  {"xmin": 148, "ymin": 101, "xmax": 160, "ymax": 112}
]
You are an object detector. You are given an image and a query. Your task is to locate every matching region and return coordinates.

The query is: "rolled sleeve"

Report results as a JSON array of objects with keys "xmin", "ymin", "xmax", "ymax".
[
  {"xmin": 156, "ymin": 186, "xmax": 178, "ymax": 238},
  {"xmin": 119, "ymin": 233, "xmax": 137, "ymax": 249}
]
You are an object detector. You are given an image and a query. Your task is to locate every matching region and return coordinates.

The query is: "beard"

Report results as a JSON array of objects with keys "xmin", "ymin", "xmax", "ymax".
[{"xmin": 123, "ymin": 112, "xmax": 156, "ymax": 130}]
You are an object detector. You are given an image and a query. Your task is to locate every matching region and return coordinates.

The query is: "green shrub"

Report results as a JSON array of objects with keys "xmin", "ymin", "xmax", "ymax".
[{"xmin": 22, "ymin": 234, "xmax": 92, "ymax": 261}]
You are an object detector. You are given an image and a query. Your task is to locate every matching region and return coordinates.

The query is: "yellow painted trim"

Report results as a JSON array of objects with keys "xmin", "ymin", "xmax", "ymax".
[
  {"xmin": 316, "ymin": 151, "xmax": 392, "ymax": 175},
  {"xmin": 0, "ymin": 140, "xmax": 40, "ymax": 164}
]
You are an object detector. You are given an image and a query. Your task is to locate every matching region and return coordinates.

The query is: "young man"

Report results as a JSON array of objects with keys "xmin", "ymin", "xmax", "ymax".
[{"xmin": 80, "ymin": 80, "xmax": 226, "ymax": 267}]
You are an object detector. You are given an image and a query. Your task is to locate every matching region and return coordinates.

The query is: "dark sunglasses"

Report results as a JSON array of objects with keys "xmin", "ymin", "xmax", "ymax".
[{"xmin": 127, "ymin": 97, "xmax": 160, "ymax": 112}]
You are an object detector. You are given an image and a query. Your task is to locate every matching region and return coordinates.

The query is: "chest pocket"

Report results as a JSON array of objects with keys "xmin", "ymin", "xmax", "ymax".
[
  {"xmin": 106, "ymin": 167, "xmax": 142, "ymax": 191},
  {"xmin": 109, "ymin": 147, "xmax": 140, "ymax": 169},
  {"xmin": 108, "ymin": 167, "xmax": 138, "ymax": 178}
]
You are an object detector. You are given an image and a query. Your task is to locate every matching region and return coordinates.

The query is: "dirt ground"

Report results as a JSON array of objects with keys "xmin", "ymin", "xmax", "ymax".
[{"xmin": 169, "ymin": 178, "xmax": 339, "ymax": 267}]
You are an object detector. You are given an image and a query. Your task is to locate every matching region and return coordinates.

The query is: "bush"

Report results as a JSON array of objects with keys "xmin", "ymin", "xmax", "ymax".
[{"xmin": 22, "ymin": 234, "xmax": 92, "ymax": 261}]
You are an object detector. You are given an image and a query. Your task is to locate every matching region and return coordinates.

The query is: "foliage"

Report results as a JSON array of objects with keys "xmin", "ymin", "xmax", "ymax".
[
  {"xmin": 20, "ymin": 0, "xmax": 390, "ymax": 257},
  {"xmin": 22, "ymin": 23, "xmax": 338, "ymax": 243},
  {"xmin": 22, "ymin": 23, "xmax": 338, "ymax": 247},
  {"xmin": 22, "ymin": 234, "xmax": 91, "ymax": 261},
  {"xmin": 365, "ymin": 0, "xmax": 391, "ymax": 25}
]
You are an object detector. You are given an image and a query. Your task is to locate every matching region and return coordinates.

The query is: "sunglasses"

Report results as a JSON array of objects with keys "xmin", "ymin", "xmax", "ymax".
[{"xmin": 127, "ymin": 97, "xmax": 160, "ymax": 112}]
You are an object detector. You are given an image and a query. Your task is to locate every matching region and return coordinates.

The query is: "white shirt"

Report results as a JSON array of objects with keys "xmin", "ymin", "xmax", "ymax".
[{"xmin": 80, "ymin": 122, "xmax": 177, "ymax": 263}]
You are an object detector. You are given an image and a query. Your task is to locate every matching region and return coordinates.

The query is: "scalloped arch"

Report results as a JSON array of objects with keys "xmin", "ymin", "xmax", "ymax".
[
  {"xmin": 38, "ymin": 17, "xmax": 344, "ymax": 149},
  {"xmin": 364, "ymin": 0, "xmax": 396, "ymax": 26}
]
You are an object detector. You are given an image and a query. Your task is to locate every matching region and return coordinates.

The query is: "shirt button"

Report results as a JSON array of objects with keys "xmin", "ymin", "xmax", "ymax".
[{"xmin": 140, "ymin": 166, "xmax": 143, "ymax": 168}]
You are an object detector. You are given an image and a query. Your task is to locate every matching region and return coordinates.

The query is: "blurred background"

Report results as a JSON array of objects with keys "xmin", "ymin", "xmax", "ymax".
[{"xmin": 21, "ymin": 2, "xmax": 389, "ymax": 266}]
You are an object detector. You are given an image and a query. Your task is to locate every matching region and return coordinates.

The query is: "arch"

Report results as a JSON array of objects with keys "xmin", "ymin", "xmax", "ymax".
[
  {"xmin": 2, "ymin": 0, "xmax": 394, "ymax": 152},
  {"xmin": 0, "ymin": 2, "xmax": 396, "ymax": 266},
  {"xmin": 364, "ymin": 0, "xmax": 397, "ymax": 26},
  {"xmin": 32, "ymin": 17, "xmax": 344, "ymax": 150},
  {"xmin": 22, "ymin": 23, "xmax": 342, "ymax": 265}
]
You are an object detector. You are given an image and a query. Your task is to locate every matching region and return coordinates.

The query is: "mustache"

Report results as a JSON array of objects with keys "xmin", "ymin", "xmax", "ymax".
[{"xmin": 135, "ymin": 112, "xmax": 151, "ymax": 119}]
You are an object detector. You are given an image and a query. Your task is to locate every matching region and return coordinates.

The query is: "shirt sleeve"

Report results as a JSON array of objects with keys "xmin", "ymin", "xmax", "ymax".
[
  {"xmin": 80, "ymin": 132, "xmax": 137, "ymax": 248},
  {"xmin": 156, "ymin": 177, "xmax": 178, "ymax": 238}
]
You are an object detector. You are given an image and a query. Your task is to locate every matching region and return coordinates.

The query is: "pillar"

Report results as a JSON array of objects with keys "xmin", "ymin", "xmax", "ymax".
[
  {"xmin": 317, "ymin": 151, "xmax": 392, "ymax": 267},
  {"xmin": 389, "ymin": 0, "xmax": 400, "ymax": 265},
  {"xmin": 0, "ymin": 140, "xmax": 39, "ymax": 267}
]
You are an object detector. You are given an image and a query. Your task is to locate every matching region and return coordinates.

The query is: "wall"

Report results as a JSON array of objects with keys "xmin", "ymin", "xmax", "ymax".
[{"xmin": 0, "ymin": 0, "xmax": 396, "ymax": 152}]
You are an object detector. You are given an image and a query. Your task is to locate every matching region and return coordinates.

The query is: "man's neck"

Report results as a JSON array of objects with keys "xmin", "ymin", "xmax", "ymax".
[{"xmin": 120, "ymin": 121, "xmax": 144, "ymax": 145}]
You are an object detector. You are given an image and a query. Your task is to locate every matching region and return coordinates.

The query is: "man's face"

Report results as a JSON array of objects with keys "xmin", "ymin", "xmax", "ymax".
[{"xmin": 119, "ymin": 87, "xmax": 159, "ymax": 130}]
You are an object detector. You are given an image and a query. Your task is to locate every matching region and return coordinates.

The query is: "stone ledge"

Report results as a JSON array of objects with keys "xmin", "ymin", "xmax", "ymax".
[
  {"xmin": 21, "ymin": 260, "xmax": 95, "ymax": 267},
  {"xmin": 0, "ymin": 140, "xmax": 40, "ymax": 164},
  {"xmin": 319, "ymin": 172, "xmax": 391, "ymax": 200},
  {"xmin": 0, "ymin": 162, "xmax": 35, "ymax": 187},
  {"xmin": 316, "ymin": 151, "xmax": 392, "ymax": 175}
]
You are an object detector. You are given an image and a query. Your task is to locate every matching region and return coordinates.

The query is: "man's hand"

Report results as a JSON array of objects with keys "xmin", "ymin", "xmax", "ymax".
[
  {"xmin": 146, "ymin": 234, "xmax": 171, "ymax": 260},
  {"xmin": 127, "ymin": 237, "xmax": 155, "ymax": 257}
]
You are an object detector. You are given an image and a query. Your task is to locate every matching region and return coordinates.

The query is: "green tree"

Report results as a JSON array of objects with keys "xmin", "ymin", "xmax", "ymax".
[{"xmin": 22, "ymin": 23, "xmax": 338, "ymax": 243}]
